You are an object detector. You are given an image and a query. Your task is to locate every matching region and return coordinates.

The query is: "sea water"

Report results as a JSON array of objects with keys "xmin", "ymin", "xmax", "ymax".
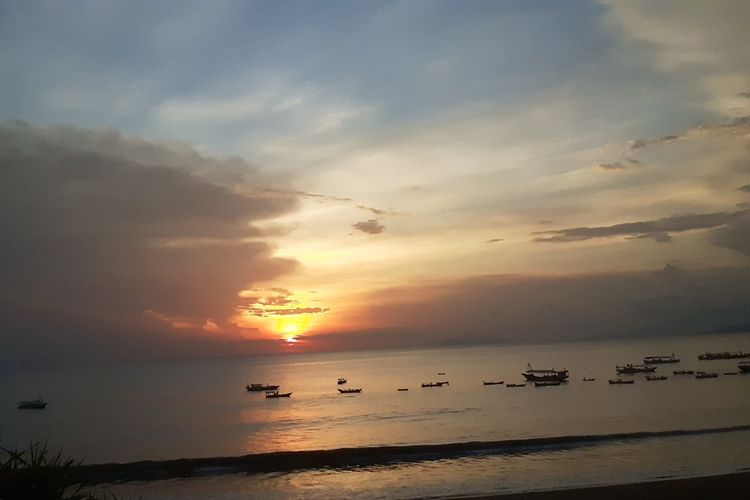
[{"xmin": 2, "ymin": 332, "xmax": 750, "ymax": 497}]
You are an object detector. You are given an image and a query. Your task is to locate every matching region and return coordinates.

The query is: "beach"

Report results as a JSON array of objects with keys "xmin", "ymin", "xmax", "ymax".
[{"xmin": 475, "ymin": 471, "xmax": 750, "ymax": 499}]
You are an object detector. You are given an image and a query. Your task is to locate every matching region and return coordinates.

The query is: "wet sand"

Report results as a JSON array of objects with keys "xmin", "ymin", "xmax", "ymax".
[{"xmin": 468, "ymin": 471, "xmax": 750, "ymax": 499}]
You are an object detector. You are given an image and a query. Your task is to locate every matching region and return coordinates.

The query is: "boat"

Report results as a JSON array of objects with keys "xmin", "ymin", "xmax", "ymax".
[
  {"xmin": 723, "ymin": 372, "xmax": 738, "ymax": 376},
  {"xmin": 643, "ymin": 354, "xmax": 680, "ymax": 364},
  {"xmin": 17, "ymin": 399, "xmax": 47, "ymax": 410},
  {"xmin": 506, "ymin": 383, "xmax": 526, "ymax": 388},
  {"xmin": 521, "ymin": 364, "xmax": 569, "ymax": 382},
  {"xmin": 608, "ymin": 379, "xmax": 635, "ymax": 385},
  {"xmin": 534, "ymin": 380, "xmax": 561, "ymax": 387},
  {"xmin": 483, "ymin": 380, "xmax": 504, "ymax": 385},
  {"xmin": 397, "ymin": 388, "xmax": 409, "ymax": 391},
  {"xmin": 615, "ymin": 364, "xmax": 656, "ymax": 374},
  {"xmin": 265, "ymin": 391, "xmax": 292, "ymax": 398},
  {"xmin": 582, "ymin": 377, "xmax": 596, "ymax": 382},
  {"xmin": 247, "ymin": 383, "xmax": 280, "ymax": 392},
  {"xmin": 738, "ymin": 361, "xmax": 750, "ymax": 373},
  {"xmin": 337, "ymin": 378, "xmax": 347, "ymax": 385},
  {"xmin": 338, "ymin": 388, "xmax": 362, "ymax": 394},
  {"xmin": 695, "ymin": 371, "xmax": 718, "ymax": 379},
  {"xmin": 698, "ymin": 351, "xmax": 750, "ymax": 360},
  {"xmin": 421, "ymin": 381, "xmax": 449, "ymax": 387},
  {"xmin": 437, "ymin": 372, "xmax": 446, "ymax": 375},
  {"xmin": 645, "ymin": 375, "xmax": 668, "ymax": 381},
  {"xmin": 673, "ymin": 369, "xmax": 694, "ymax": 375}
]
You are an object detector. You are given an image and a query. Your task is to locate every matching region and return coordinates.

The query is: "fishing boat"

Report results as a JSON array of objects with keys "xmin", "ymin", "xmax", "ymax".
[
  {"xmin": 615, "ymin": 363, "xmax": 656, "ymax": 374},
  {"xmin": 695, "ymin": 371, "xmax": 719, "ymax": 379},
  {"xmin": 698, "ymin": 351, "xmax": 750, "ymax": 360},
  {"xmin": 582, "ymin": 377, "xmax": 596, "ymax": 382},
  {"xmin": 483, "ymin": 380, "xmax": 504, "ymax": 385},
  {"xmin": 338, "ymin": 388, "xmax": 362, "ymax": 394},
  {"xmin": 534, "ymin": 380, "xmax": 561, "ymax": 387},
  {"xmin": 646, "ymin": 375, "xmax": 668, "ymax": 381},
  {"xmin": 643, "ymin": 354, "xmax": 680, "ymax": 364},
  {"xmin": 673, "ymin": 369, "xmax": 694, "ymax": 375},
  {"xmin": 521, "ymin": 364, "xmax": 569, "ymax": 382},
  {"xmin": 337, "ymin": 378, "xmax": 347, "ymax": 385},
  {"xmin": 421, "ymin": 381, "xmax": 449, "ymax": 387},
  {"xmin": 397, "ymin": 388, "xmax": 409, "ymax": 391},
  {"xmin": 265, "ymin": 391, "xmax": 292, "ymax": 398},
  {"xmin": 738, "ymin": 361, "xmax": 750, "ymax": 373},
  {"xmin": 247, "ymin": 383, "xmax": 280, "ymax": 392},
  {"xmin": 723, "ymin": 372, "xmax": 738, "ymax": 376},
  {"xmin": 17, "ymin": 399, "xmax": 47, "ymax": 409},
  {"xmin": 506, "ymin": 383, "xmax": 526, "ymax": 388},
  {"xmin": 608, "ymin": 379, "xmax": 635, "ymax": 385}
]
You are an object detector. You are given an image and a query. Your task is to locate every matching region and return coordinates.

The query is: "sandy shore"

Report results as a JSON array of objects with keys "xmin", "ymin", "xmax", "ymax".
[{"xmin": 465, "ymin": 471, "xmax": 750, "ymax": 499}]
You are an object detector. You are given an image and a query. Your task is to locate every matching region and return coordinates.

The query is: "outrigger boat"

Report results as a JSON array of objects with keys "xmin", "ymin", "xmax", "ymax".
[
  {"xmin": 421, "ymin": 381, "xmax": 449, "ymax": 387},
  {"xmin": 338, "ymin": 388, "xmax": 362, "ymax": 394},
  {"xmin": 615, "ymin": 364, "xmax": 656, "ymax": 374},
  {"xmin": 247, "ymin": 383, "xmax": 280, "ymax": 392},
  {"xmin": 265, "ymin": 391, "xmax": 292, "ymax": 398},
  {"xmin": 17, "ymin": 399, "xmax": 47, "ymax": 409},
  {"xmin": 644, "ymin": 353, "xmax": 680, "ymax": 364},
  {"xmin": 483, "ymin": 380, "xmax": 504, "ymax": 385},
  {"xmin": 534, "ymin": 380, "xmax": 561, "ymax": 387},
  {"xmin": 698, "ymin": 351, "xmax": 750, "ymax": 360},
  {"xmin": 521, "ymin": 364, "xmax": 569, "ymax": 382},
  {"xmin": 608, "ymin": 379, "xmax": 635, "ymax": 385},
  {"xmin": 673, "ymin": 369, "xmax": 694, "ymax": 375}
]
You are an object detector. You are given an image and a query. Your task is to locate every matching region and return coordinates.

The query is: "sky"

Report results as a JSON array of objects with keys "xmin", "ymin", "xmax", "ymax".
[{"xmin": 1, "ymin": 0, "xmax": 750, "ymax": 364}]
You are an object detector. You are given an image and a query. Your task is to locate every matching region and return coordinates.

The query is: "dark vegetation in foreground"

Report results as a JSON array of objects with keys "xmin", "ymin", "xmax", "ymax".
[{"xmin": 0, "ymin": 442, "xmax": 129, "ymax": 500}]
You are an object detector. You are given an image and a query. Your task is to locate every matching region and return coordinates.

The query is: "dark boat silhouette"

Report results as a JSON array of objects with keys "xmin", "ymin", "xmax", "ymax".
[
  {"xmin": 615, "ymin": 363, "xmax": 656, "ymax": 374},
  {"xmin": 17, "ymin": 399, "xmax": 47, "ymax": 409},
  {"xmin": 522, "ymin": 364, "xmax": 569, "ymax": 382},
  {"xmin": 698, "ymin": 351, "xmax": 749, "ymax": 360},
  {"xmin": 338, "ymin": 388, "xmax": 362, "ymax": 394},
  {"xmin": 421, "ymin": 381, "xmax": 449, "ymax": 387},
  {"xmin": 265, "ymin": 391, "xmax": 292, "ymax": 398},
  {"xmin": 483, "ymin": 380, "xmax": 504, "ymax": 385},
  {"xmin": 247, "ymin": 384, "xmax": 280, "ymax": 392},
  {"xmin": 608, "ymin": 378, "xmax": 635, "ymax": 385},
  {"xmin": 644, "ymin": 354, "xmax": 680, "ymax": 364},
  {"xmin": 337, "ymin": 378, "xmax": 347, "ymax": 385}
]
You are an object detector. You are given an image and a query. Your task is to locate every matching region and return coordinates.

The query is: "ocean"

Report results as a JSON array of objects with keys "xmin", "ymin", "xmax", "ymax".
[{"xmin": 2, "ymin": 332, "xmax": 750, "ymax": 498}]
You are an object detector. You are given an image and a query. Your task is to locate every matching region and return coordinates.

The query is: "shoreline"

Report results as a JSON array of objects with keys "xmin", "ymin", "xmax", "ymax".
[
  {"xmin": 464, "ymin": 471, "xmax": 750, "ymax": 499},
  {"xmin": 72, "ymin": 424, "xmax": 750, "ymax": 484}
]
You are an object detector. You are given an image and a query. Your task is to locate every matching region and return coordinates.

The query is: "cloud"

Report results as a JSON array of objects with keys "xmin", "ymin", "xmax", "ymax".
[
  {"xmin": 353, "ymin": 219, "xmax": 385, "ymax": 235},
  {"xmin": 596, "ymin": 157, "xmax": 644, "ymax": 171},
  {"xmin": 711, "ymin": 210, "xmax": 750, "ymax": 256},
  {"xmin": 327, "ymin": 266, "xmax": 750, "ymax": 348},
  {"xmin": 532, "ymin": 210, "xmax": 747, "ymax": 244},
  {"xmin": 629, "ymin": 135, "xmax": 680, "ymax": 150},
  {"xmin": 0, "ymin": 122, "xmax": 299, "ymax": 358}
]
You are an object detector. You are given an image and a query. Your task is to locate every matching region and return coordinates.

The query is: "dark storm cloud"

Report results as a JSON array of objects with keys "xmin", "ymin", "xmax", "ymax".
[
  {"xmin": 333, "ymin": 266, "xmax": 750, "ymax": 349},
  {"xmin": 353, "ymin": 219, "xmax": 385, "ymax": 234},
  {"xmin": 532, "ymin": 210, "xmax": 746, "ymax": 243},
  {"xmin": 0, "ymin": 122, "xmax": 299, "ymax": 342}
]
